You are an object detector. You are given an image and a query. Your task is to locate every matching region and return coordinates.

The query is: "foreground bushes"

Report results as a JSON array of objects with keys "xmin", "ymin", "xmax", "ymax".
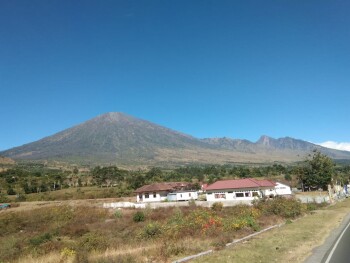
[
  {"xmin": 0, "ymin": 197, "xmax": 318, "ymax": 262},
  {"xmin": 253, "ymin": 196, "xmax": 305, "ymax": 218}
]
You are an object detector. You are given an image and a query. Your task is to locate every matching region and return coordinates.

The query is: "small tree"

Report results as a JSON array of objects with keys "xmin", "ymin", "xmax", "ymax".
[{"xmin": 299, "ymin": 150, "xmax": 335, "ymax": 191}]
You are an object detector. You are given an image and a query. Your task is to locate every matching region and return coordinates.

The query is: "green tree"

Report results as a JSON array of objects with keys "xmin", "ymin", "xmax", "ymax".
[{"xmin": 300, "ymin": 150, "xmax": 335, "ymax": 191}]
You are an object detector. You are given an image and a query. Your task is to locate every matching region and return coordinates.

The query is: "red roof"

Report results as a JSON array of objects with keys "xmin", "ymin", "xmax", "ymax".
[
  {"xmin": 135, "ymin": 182, "xmax": 190, "ymax": 193},
  {"xmin": 205, "ymin": 178, "xmax": 276, "ymax": 191}
]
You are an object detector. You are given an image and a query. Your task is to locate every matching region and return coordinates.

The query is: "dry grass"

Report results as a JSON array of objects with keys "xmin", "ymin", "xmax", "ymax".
[
  {"xmin": 0, "ymin": 198, "xmax": 327, "ymax": 263},
  {"xmin": 21, "ymin": 186, "xmax": 135, "ymax": 202},
  {"xmin": 16, "ymin": 252, "xmax": 74, "ymax": 263},
  {"xmin": 192, "ymin": 198, "xmax": 350, "ymax": 263}
]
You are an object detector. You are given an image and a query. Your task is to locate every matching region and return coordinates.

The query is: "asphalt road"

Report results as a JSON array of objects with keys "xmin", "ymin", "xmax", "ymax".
[
  {"xmin": 305, "ymin": 212, "xmax": 350, "ymax": 263},
  {"xmin": 321, "ymin": 218, "xmax": 350, "ymax": 263}
]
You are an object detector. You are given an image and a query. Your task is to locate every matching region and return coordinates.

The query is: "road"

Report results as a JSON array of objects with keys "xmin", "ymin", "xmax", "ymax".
[
  {"xmin": 321, "ymin": 218, "xmax": 350, "ymax": 263},
  {"xmin": 305, "ymin": 212, "xmax": 350, "ymax": 263}
]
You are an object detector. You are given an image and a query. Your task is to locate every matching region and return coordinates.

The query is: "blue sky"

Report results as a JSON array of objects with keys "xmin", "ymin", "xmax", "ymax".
[{"xmin": 1, "ymin": 0, "xmax": 349, "ymax": 151}]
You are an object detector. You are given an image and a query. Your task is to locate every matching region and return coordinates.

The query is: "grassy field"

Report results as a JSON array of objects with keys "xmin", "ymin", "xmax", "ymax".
[
  {"xmin": 192, "ymin": 198, "xmax": 350, "ymax": 263},
  {"xmin": 0, "ymin": 197, "xmax": 324, "ymax": 263},
  {"xmin": 6, "ymin": 186, "xmax": 135, "ymax": 202}
]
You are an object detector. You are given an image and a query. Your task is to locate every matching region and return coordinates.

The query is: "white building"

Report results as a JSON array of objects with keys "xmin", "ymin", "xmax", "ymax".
[
  {"xmin": 135, "ymin": 182, "xmax": 195, "ymax": 202},
  {"xmin": 166, "ymin": 191, "xmax": 198, "ymax": 202},
  {"xmin": 205, "ymin": 178, "xmax": 276, "ymax": 202}
]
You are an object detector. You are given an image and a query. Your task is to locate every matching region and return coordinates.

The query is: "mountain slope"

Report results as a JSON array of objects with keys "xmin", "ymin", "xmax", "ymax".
[
  {"xmin": 1, "ymin": 112, "xmax": 211, "ymax": 164},
  {"xmin": 1, "ymin": 112, "xmax": 350, "ymax": 165}
]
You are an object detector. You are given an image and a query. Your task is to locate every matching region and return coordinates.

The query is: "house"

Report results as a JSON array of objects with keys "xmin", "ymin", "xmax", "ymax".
[
  {"xmin": 274, "ymin": 182, "xmax": 292, "ymax": 196},
  {"xmin": 135, "ymin": 182, "xmax": 194, "ymax": 202},
  {"xmin": 205, "ymin": 178, "xmax": 276, "ymax": 202},
  {"xmin": 166, "ymin": 191, "xmax": 198, "ymax": 202}
]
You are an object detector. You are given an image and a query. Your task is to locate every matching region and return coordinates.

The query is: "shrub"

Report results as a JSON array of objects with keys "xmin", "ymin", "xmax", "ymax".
[
  {"xmin": 79, "ymin": 232, "xmax": 108, "ymax": 251},
  {"xmin": 60, "ymin": 247, "xmax": 76, "ymax": 258},
  {"xmin": 29, "ymin": 233, "xmax": 52, "ymax": 246},
  {"xmin": 254, "ymin": 197, "xmax": 304, "ymax": 219},
  {"xmin": 188, "ymin": 199, "xmax": 196, "ymax": 207},
  {"xmin": 16, "ymin": 193, "xmax": 27, "ymax": 202},
  {"xmin": 133, "ymin": 211, "xmax": 145, "ymax": 222},
  {"xmin": 114, "ymin": 209, "xmax": 123, "ymax": 219},
  {"xmin": 143, "ymin": 223, "xmax": 162, "ymax": 238},
  {"xmin": 7, "ymin": 188, "xmax": 16, "ymax": 195},
  {"xmin": 211, "ymin": 202, "xmax": 223, "ymax": 212},
  {"xmin": 0, "ymin": 192, "xmax": 10, "ymax": 203}
]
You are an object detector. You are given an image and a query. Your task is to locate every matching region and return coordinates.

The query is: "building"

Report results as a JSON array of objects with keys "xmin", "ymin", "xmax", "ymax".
[
  {"xmin": 135, "ymin": 182, "xmax": 195, "ymax": 202},
  {"xmin": 205, "ymin": 178, "xmax": 276, "ymax": 202},
  {"xmin": 274, "ymin": 182, "xmax": 292, "ymax": 196},
  {"xmin": 166, "ymin": 191, "xmax": 198, "ymax": 202}
]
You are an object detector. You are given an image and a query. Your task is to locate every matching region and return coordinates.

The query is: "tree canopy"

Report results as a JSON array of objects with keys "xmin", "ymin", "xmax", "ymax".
[{"xmin": 299, "ymin": 150, "xmax": 335, "ymax": 191}]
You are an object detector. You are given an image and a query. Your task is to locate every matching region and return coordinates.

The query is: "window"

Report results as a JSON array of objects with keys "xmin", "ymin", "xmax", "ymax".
[
  {"xmin": 236, "ymin": 193, "xmax": 244, "ymax": 197},
  {"xmin": 214, "ymin": 193, "xmax": 226, "ymax": 199},
  {"xmin": 252, "ymin": 192, "xmax": 259, "ymax": 197},
  {"xmin": 245, "ymin": 192, "xmax": 250, "ymax": 197},
  {"xmin": 153, "ymin": 192, "xmax": 157, "ymax": 198},
  {"xmin": 139, "ymin": 194, "xmax": 142, "ymax": 199},
  {"xmin": 145, "ymin": 193, "xmax": 149, "ymax": 199}
]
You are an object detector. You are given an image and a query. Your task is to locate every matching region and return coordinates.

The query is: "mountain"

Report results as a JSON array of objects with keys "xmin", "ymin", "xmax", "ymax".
[{"xmin": 1, "ymin": 112, "xmax": 350, "ymax": 166}]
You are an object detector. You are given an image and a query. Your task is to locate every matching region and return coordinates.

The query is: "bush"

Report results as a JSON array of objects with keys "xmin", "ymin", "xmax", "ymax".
[
  {"xmin": 0, "ymin": 192, "xmax": 10, "ymax": 203},
  {"xmin": 143, "ymin": 223, "xmax": 162, "ymax": 238},
  {"xmin": 79, "ymin": 232, "xmax": 108, "ymax": 251},
  {"xmin": 211, "ymin": 202, "xmax": 223, "ymax": 212},
  {"xmin": 16, "ymin": 193, "xmax": 27, "ymax": 202},
  {"xmin": 133, "ymin": 211, "xmax": 145, "ymax": 222},
  {"xmin": 114, "ymin": 209, "xmax": 123, "ymax": 219},
  {"xmin": 254, "ymin": 197, "xmax": 304, "ymax": 219},
  {"xmin": 29, "ymin": 233, "xmax": 52, "ymax": 246},
  {"xmin": 7, "ymin": 188, "xmax": 16, "ymax": 195}
]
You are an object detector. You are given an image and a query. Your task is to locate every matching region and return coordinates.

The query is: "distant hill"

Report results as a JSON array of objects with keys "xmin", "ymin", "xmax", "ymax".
[{"xmin": 1, "ymin": 112, "xmax": 350, "ymax": 166}]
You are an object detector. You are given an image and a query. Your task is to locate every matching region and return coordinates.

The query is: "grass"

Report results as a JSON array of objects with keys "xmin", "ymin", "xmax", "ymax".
[
  {"xmin": 7, "ymin": 186, "xmax": 134, "ymax": 202},
  {"xmin": 191, "ymin": 198, "xmax": 350, "ymax": 263},
  {"xmin": 0, "ymin": 197, "xmax": 316, "ymax": 263}
]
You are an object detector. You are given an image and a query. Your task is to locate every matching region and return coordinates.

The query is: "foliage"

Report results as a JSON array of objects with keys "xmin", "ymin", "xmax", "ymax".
[
  {"xmin": 6, "ymin": 187, "xmax": 16, "ymax": 195},
  {"xmin": 0, "ymin": 193, "xmax": 10, "ymax": 203},
  {"xmin": 254, "ymin": 197, "xmax": 304, "ymax": 219},
  {"xmin": 211, "ymin": 202, "xmax": 223, "ymax": 211},
  {"xmin": 29, "ymin": 233, "xmax": 52, "ymax": 246},
  {"xmin": 142, "ymin": 223, "xmax": 162, "ymax": 238},
  {"xmin": 133, "ymin": 211, "xmax": 145, "ymax": 222},
  {"xmin": 114, "ymin": 209, "xmax": 123, "ymax": 219},
  {"xmin": 79, "ymin": 232, "xmax": 108, "ymax": 251},
  {"xmin": 298, "ymin": 150, "xmax": 335, "ymax": 190},
  {"xmin": 60, "ymin": 247, "xmax": 76, "ymax": 258}
]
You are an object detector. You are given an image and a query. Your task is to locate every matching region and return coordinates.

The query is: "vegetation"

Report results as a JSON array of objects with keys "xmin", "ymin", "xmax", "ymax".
[
  {"xmin": 193, "ymin": 195, "xmax": 350, "ymax": 263},
  {"xmin": 297, "ymin": 150, "xmax": 336, "ymax": 191},
  {"xmin": 0, "ymin": 150, "xmax": 348, "ymax": 262},
  {"xmin": 1, "ymin": 153, "xmax": 349, "ymax": 202},
  {"xmin": 0, "ymin": 197, "xmax": 318, "ymax": 262}
]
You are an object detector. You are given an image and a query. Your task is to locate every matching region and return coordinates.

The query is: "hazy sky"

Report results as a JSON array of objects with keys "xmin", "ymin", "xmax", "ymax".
[{"xmin": 1, "ymin": 0, "xmax": 349, "ymax": 151}]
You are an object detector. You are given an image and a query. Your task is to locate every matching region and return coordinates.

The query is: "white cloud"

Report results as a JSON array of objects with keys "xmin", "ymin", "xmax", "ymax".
[{"xmin": 316, "ymin": 141, "xmax": 350, "ymax": 152}]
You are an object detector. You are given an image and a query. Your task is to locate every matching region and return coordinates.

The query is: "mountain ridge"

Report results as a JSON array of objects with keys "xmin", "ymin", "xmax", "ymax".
[{"xmin": 1, "ymin": 112, "xmax": 349, "ymax": 166}]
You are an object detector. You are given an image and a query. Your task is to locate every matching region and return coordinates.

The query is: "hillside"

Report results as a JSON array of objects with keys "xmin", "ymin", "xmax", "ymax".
[{"xmin": 1, "ymin": 112, "xmax": 350, "ymax": 166}]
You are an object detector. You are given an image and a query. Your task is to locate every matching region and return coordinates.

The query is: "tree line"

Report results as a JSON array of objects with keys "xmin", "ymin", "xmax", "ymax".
[{"xmin": 1, "ymin": 150, "xmax": 349, "ymax": 198}]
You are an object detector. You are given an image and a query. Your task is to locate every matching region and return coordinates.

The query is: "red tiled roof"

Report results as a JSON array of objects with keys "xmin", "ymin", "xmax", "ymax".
[
  {"xmin": 205, "ymin": 178, "xmax": 276, "ymax": 191},
  {"xmin": 135, "ymin": 182, "xmax": 189, "ymax": 193}
]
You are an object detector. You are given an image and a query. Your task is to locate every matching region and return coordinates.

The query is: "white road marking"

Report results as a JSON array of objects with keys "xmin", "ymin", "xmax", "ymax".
[{"xmin": 325, "ymin": 219, "xmax": 350, "ymax": 263}]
